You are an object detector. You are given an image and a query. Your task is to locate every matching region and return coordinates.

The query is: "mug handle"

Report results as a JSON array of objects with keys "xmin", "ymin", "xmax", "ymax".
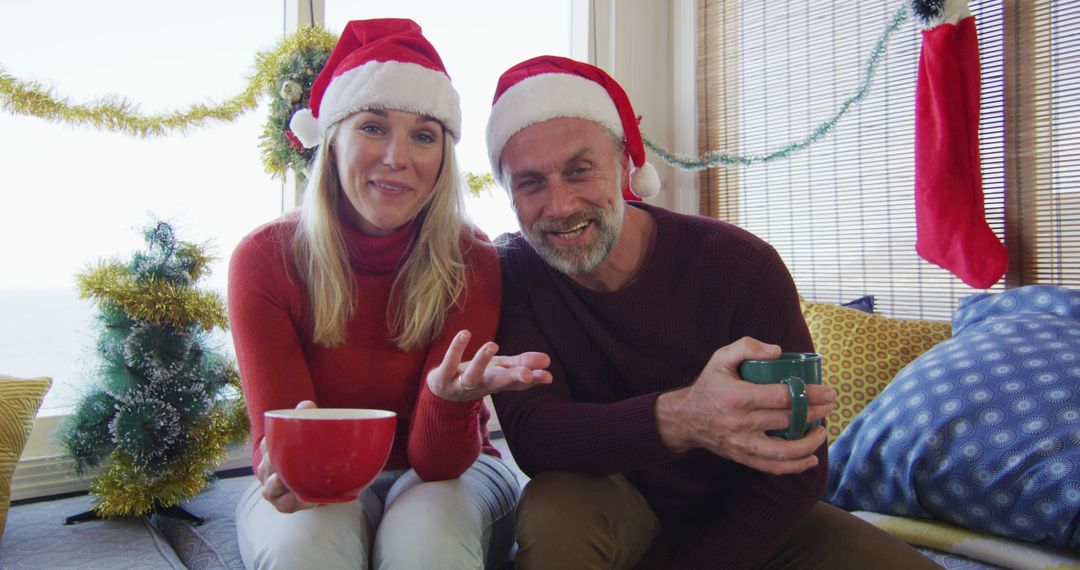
[{"xmin": 779, "ymin": 376, "xmax": 808, "ymax": 440}]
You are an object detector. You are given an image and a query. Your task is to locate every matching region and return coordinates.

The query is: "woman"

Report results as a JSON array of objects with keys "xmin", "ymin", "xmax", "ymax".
[{"xmin": 228, "ymin": 19, "xmax": 550, "ymax": 569}]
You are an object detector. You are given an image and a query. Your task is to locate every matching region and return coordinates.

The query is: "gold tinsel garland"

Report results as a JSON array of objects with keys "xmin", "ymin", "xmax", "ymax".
[
  {"xmin": 0, "ymin": 26, "xmax": 337, "ymax": 138},
  {"xmin": 3, "ymin": 28, "xmax": 511, "ymax": 189},
  {"xmin": 90, "ymin": 370, "xmax": 250, "ymax": 518},
  {"xmin": 176, "ymin": 241, "xmax": 215, "ymax": 282},
  {"xmin": 78, "ymin": 262, "xmax": 228, "ymax": 332}
]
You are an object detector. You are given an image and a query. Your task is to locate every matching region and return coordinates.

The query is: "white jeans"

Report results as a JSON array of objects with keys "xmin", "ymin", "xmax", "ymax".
[{"xmin": 236, "ymin": 453, "xmax": 520, "ymax": 569}]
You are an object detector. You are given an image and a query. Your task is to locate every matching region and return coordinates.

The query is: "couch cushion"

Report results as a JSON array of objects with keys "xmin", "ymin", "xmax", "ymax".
[
  {"xmin": 801, "ymin": 301, "xmax": 951, "ymax": 442},
  {"xmin": 0, "ymin": 375, "xmax": 50, "ymax": 540},
  {"xmin": 0, "ymin": 492, "xmax": 186, "ymax": 569},
  {"xmin": 826, "ymin": 285, "xmax": 1080, "ymax": 547},
  {"xmin": 153, "ymin": 474, "xmax": 251, "ymax": 569}
]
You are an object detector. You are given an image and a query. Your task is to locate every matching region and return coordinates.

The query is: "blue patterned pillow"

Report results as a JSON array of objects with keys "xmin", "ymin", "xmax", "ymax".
[{"xmin": 825, "ymin": 285, "xmax": 1080, "ymax": 547}]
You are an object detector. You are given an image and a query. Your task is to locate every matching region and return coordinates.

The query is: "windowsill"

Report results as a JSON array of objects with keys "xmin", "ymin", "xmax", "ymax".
[
  {"xmin": 17, "ymin": 399, "xmax": 504, "ymax": 503},
  {"xmin": 14, "ymin": 413, "xmax": 252, "ymax": 503}
]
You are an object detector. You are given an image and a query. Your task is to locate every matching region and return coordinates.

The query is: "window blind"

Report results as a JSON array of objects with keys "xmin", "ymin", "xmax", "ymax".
[
  {"xmin": 697, "ymin": 0, "xmax": 1024, "ymax": 321},
  {"xmin": 1007, "ymin": 1, "xmax": 1080, "ymax": 288}
]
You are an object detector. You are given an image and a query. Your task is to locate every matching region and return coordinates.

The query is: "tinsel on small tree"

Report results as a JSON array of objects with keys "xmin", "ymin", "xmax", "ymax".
[
  {"xmin": 59, "ymin": 220, "xmax": 248, "ymax": 520},
  {"xmin": 464, "ymin": 172, "xmax": 496, "ymax": 198}
]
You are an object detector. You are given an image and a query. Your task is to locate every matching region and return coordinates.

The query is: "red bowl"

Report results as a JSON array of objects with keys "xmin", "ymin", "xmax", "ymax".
[{"xmin": 264, "ymin": 408, "xmax": 396, "ymax": 503}]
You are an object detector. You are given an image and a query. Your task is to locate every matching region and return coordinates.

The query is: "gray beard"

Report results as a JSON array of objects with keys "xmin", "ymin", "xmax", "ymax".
[{"xmin": 524, "ymin": 199, "xmax": 624, "ymax": 275}]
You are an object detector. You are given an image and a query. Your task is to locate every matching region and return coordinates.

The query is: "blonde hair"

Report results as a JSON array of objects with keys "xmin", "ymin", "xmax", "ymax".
[{"xmin": 292, "ymin": 121, "xmax": 471, "ymax": 350}]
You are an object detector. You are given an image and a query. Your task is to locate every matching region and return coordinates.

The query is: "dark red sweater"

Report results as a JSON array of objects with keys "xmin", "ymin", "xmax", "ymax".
[
  {"xmin": 228, "ymin": 214, "xmax": 500, "ymax": 481},
  {"xmin": 493, "ymin": 203, "xmax": 825, "ymax": 569}
]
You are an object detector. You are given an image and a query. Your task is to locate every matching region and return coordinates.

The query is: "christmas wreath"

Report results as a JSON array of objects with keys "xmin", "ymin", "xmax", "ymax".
[{"xmin": 257, "ymin": 27, "xmax": 337, "ymax": 183}]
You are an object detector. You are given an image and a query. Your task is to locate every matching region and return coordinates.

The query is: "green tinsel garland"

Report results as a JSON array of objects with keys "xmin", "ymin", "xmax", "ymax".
[
  {"xmin": 644, "ymin": 2, "xmax": 910, "ymax": 170},
  {"xmin": 59, "ymin": 220, "xmax": 249, "ymax": 518}
]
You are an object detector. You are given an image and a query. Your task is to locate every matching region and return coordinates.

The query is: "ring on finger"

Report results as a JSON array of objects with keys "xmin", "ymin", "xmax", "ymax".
[{"xmin": 456, "ymin": 375, "xmax": 478, "ymax": 390}]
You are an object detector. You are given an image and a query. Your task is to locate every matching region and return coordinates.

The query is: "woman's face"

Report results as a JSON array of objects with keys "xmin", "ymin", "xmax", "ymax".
[{"xmin": 332, "ymin": 109, "xmax": 445, "ymax": 236}]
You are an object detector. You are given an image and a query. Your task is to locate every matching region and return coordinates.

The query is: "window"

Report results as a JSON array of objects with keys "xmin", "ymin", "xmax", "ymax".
[
  {"xmin": 697, "ymin": 0, "xmax": 1079, "ymax": 320},
  {"xmin": 1007, "ymin": 2, "xmax": 1080, "ymax": 286},
  {"xmin": 324, "ymin": 0, "xmax": 573, "ymax": 239},
  {"xmin": 0, "ymin": 1, "xmax": 283, "ymax": 414},
  {"xmin": 4, "ymin": 0, "xmax": 576, "ymax": 500},
  {"xmin": 1, "ymin": 2, "xmax": 573, "ymax": 417}
]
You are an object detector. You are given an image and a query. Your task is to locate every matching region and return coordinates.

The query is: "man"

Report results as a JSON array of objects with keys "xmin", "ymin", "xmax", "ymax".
[{"xmin": 486, "ymin": 55, "xmax": 940, "ymax": 569}]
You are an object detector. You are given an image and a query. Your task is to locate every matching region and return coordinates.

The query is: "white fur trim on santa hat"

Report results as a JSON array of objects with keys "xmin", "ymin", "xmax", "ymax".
[
  {"xmin": 486, "ymin": 73, "xmax": 624, "ymax": 176},
  {"xmin": 292, "ymin": 60, "xmax": 461, "ymax": 149},
  {"xmin": 631, "ymin": 161, "xmax": 661, "ymax": 199}
]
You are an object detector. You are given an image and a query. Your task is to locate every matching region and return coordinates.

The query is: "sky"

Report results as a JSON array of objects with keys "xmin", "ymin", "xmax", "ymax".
[{"xmin": 0, "ymin": 0, "xmax": 571, "ymax": 292}]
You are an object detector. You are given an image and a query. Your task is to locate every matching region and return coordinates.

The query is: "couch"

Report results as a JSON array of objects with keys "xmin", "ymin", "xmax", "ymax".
[
  {"xmin": 3, "ymin": 286, "xmax": 1079, "ymax": 568},
  {"xmin": 807, "ymin": 285, "xmax": 1080, "ymax": 569}
]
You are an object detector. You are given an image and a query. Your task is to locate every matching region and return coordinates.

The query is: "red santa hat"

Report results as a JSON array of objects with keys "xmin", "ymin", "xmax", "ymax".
[
  {"xmin": 485, "ymin": 55, "xmax": 661, "ymax": 200},
  {"xmin": 289, "ymin": 18, "xmax": 461, "ymax": 148}
]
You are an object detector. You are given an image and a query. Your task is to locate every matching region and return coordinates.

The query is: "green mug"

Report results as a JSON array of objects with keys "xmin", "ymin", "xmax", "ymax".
[{"xmin": 737, "ymin": 352, "xmax": 823, "ymax": 440}]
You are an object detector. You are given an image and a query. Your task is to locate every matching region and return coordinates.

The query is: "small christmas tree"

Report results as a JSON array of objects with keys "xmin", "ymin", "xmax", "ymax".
[{"xmin": 59, "ymin": 220, "xmax": 248, "ymax": 521}]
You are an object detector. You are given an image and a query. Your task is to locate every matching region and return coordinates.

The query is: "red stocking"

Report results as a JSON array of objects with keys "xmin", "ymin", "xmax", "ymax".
[{"xmin": 914, "ymin": 7, "xmax": 1008, "ymax": 288}]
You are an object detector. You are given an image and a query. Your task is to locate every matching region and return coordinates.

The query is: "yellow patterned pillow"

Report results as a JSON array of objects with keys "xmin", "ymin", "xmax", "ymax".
[
  {"xmin": 801, "ymin": 301, "xmax": 951, "ymax": 443},
  {"xmin": 0, "ymin": 375, "xmax": 51, "ymax": 540}
]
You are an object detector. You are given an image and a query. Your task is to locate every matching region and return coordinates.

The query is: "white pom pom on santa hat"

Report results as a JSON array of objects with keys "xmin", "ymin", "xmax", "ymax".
[
  {"xmin": 289, "ymin": 108, "xmax": 321, "ymax": 149},
  {"xmin": 486, "ymin": 55, "xmax": 661, "ymax": 201},
  {"xmin": 631, "ymin": 161, "xmax": 661, "ymax": 199}
]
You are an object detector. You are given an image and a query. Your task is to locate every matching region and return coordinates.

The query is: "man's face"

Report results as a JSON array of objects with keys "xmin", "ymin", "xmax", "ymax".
[{"xmin": 500, "ymin": 118, "xmax": 628, "ymax": 275}]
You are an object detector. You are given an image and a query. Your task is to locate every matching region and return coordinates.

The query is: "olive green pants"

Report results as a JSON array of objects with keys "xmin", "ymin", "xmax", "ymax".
[{"xmin": 514, "ymin": 471, "xmax": 942, "ymax": 570}]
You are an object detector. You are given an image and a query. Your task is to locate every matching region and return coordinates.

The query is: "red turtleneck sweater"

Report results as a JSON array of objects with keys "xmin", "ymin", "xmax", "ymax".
[{"xmin": 228, "ymin": 214, "xmax": 501, "ymax": 481}]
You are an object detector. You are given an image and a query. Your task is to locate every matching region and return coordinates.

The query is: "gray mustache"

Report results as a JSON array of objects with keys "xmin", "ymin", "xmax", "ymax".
[{"xmin": 533, "ymin": 210, "xmax": 599, "ymax": 233}]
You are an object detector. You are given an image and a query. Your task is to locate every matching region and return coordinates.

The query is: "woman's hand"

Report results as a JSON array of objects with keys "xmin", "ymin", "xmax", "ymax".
[
  {"xmin": 428, "ymin": 330, "xmax": 553, "ymax": 402},
  {"xmin": 257, "ymin": 400, "xmax": 319, "ymax": 513}
]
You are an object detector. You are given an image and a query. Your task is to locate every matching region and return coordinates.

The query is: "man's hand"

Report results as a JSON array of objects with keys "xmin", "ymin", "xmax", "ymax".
[
  {"xmin": 258, "ymin": 400, "xmax": 318, "ymax": 513},
  {"xmin": 427, "ymin": 330, "xmax": 553, "ymax": 402},
  {"xmin": 655, "ymin": 337, "xmax": 836, "ymax": 475}
]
